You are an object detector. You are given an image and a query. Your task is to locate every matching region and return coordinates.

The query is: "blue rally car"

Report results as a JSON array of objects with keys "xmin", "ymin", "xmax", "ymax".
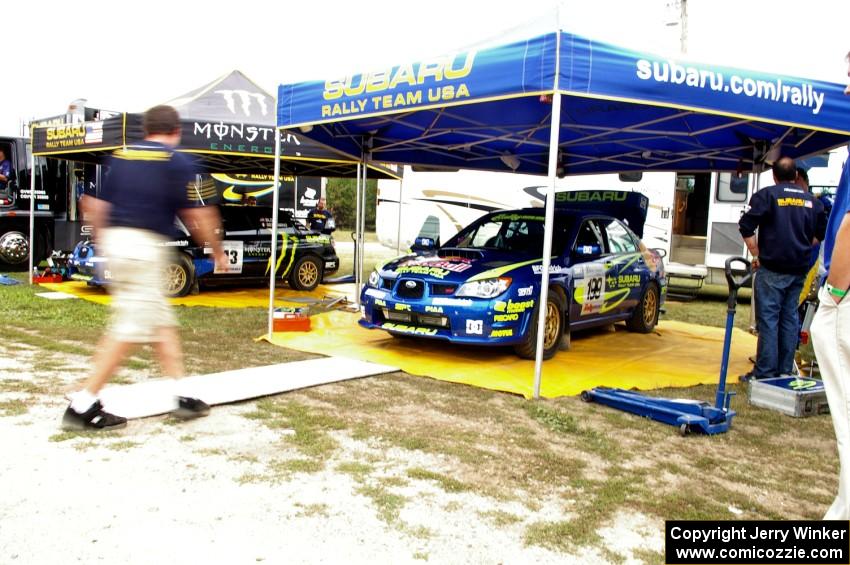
[
  {"xmin": 360, "ymin": 190, "xmax": 667, "ymax": 359},
  {"xmin": 69, "ymin": 205, "xmax": 339, "ymax": 297}
]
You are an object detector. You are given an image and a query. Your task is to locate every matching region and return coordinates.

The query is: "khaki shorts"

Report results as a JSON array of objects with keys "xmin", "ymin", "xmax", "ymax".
[{"xmin": 101, "ymin": 227, "xmax": 178, "ymax": 343}]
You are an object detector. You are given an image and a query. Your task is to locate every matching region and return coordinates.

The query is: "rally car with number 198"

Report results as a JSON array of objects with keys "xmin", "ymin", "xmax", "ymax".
[
  {"xmin": 70, "ymin": 205, "xmax": 339, "ymax": 297},
  {"xmin": 359, "ymin": 190, "xmax": 666, "ymax": 359}
]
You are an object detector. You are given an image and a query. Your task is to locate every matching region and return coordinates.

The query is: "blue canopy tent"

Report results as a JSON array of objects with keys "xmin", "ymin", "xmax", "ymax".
[{"xmin": 274, "ymin": 28, "xmax": 850, "ymax": 397}]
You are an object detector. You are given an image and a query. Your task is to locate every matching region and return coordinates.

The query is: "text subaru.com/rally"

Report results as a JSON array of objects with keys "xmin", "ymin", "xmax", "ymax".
[{"xmin": 359, "ymin": 191, "xmax": 667, "ymax": 359}]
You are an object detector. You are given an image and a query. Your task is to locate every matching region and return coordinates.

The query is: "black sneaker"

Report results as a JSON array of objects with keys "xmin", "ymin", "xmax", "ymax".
[
  {"xmin": 739, "ymin": 371, "xmax": 757, "ymax": 383},
  {"xmin": 62, "ymin": 401, "xmax": 127, "ymax": 431},
  {"xmin": 172, "ymin": 396, "xmax": 210, "ymax": 420}
]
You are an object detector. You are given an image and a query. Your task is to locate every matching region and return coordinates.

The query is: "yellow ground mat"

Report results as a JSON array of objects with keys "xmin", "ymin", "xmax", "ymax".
[
  {"xmin": 263, "ymin": 311, "xmax": 757, "ymax": 399},
  {"xmin": 38, "ymin": 281, "xmax": 356, "ymax": 308},
  {"xmin": 41, "ymin": 281, "xmax": 757, "ymax": 398}
]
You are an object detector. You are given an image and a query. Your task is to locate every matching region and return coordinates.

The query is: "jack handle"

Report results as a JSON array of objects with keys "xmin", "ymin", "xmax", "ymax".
[{"xmin": 725, "ymin": 256, "xmax": 752, "ymax": 311}]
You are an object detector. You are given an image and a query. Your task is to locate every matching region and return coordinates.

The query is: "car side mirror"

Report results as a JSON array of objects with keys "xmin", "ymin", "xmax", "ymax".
[
  {"xmin": 652, "ymin": 247, "xmax": 667, "ymax": 259},
  {"xmin": 411, "ymin": 237, "xmax": 436, "ymax": 254},
  {"xmin": 572, "ymin": 243, "xmax": 602, "ymax": 259}
]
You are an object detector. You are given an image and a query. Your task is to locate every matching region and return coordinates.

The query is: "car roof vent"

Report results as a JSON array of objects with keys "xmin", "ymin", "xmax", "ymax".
[{"xmin": 437, "ymin": 248, "xmax": 483, "ymax": 260}]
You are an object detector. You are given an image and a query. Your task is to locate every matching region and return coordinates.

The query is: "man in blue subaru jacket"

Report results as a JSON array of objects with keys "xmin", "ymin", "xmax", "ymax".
[{"xmin": 739, "ymin": 156, "xmax": 827, "ymax": 381}]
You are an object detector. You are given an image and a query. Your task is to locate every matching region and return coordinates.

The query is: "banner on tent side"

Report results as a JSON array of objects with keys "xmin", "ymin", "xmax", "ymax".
[
  {"xmin": 559, "ymin": 33, "xmax": 850, "ymax": 134},
  {"xmin": 278, "ymin": 32, "xmax": 558, "ymax": 127},
  {"xmin": 31, "ymin": 115, "xmax": 126, "ymax": 154},
  {"xmin": 183, "ymin": 119, "xmax": 337, "ymax": 160},
  {"xmin": 209, "ymin": 173, "xmax": 322, "ymax": 220}
]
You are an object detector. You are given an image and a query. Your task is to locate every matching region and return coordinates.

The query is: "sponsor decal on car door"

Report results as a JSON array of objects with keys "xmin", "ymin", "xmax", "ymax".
[
  {"xmin": 216, "ymin": 240, "xmax": 244, "ymax": 274},
  {"xmin": 600, "ymin": 219, "xmax": 646, "ymax": 314},
  {"xmin": 570, "ymin": 219, "xmax": 611, "ymax": 319}
]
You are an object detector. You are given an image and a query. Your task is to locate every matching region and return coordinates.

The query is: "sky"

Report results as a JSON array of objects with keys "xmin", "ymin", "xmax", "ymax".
[{"xmin": 4, "ymin": 0, "xmax": 850, "ymax": 137}]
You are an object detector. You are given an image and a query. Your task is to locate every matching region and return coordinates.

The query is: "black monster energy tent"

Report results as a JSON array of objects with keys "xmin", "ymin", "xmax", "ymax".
[{"xmin": 31, "ymin": 70, "xmax": 398, "ymax": 179}]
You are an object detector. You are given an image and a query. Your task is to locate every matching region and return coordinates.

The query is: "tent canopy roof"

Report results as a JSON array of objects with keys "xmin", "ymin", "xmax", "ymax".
[
  {"xmin": 277, "ymin": 30, "xmax": 850, "ymax": 175},
  {"xmin": 31, "ymin": 70, "xmax": 398, "ymax": 178}
]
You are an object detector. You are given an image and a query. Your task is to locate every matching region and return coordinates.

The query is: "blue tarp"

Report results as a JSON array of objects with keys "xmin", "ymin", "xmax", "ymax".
[{"xmin": 277, "ymin": 30, "xmax": 850, "ymax": 175}]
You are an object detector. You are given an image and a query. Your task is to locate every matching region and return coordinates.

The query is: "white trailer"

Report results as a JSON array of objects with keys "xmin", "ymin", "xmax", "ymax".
[{"xmin": 376, "ymin": 151, "xmax": 844, "ymax": 290}]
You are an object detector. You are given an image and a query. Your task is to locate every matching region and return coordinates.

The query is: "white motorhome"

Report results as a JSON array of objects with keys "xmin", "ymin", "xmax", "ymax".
[{"xmin": 376, "ymin": 149, "xmax": 844, "ymax": 288}]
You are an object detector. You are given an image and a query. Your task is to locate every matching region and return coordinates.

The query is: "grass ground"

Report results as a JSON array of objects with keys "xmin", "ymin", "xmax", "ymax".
[{"xmin": 0, "ymin": 260, "xmax": 835, "ymax": 561}]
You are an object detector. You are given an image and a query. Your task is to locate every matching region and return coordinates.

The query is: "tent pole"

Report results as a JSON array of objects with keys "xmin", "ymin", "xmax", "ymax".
[
  {"xmin": 396, "ymin": 172, "xmax": 403, "ymax": 255},
  {"xmin": 28, "ymin": 152, "xmax": 36, "ymax": 284},
  {"xmin": 748, "ymin": 162, "xmax": 763, "ymax": 333},
  {"xmin": 267, "ymin": 131, "xmax": 282, "ymax": 337},
  {"xmin": 358, "ymin": 155, "xmax": 368, "ymax": 303},
  {"xmin": 533, "ymin": 91, "xmax": 563, "ymax": 400},
  {"xmin": 354, "ymin": 161, "xmax": 363, "ymax": 308}
]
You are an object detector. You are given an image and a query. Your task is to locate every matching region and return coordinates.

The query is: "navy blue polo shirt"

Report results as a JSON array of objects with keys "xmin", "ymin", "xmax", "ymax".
[
  {"xmin": 308, "ymin": 208, "xmax": 333, "ymax": 232},
  {"xmin": 739, "ymin": 182, "xmax": 827, "ymax": 275},
  {"xmin": 101, "ymin": 142, "xmax": 196, "ymax": 237}
]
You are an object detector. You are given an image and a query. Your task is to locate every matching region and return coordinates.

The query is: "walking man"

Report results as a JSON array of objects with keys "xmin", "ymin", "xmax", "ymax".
[
  {"xmin": 62, "ymin": 105, "xmax": 226, "ymax": 430},
  {"xmin": 739, "ymin": 156, "xmax": 827, "ymax": 380}
]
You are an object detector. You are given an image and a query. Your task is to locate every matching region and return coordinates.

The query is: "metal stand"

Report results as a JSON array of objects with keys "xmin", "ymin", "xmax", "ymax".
[{"xmin": 581, "ymin": 257, "xmax": 752, "ymax": 435}]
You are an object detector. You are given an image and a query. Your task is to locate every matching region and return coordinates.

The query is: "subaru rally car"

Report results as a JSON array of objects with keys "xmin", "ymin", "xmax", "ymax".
[
  {"xmin": 360, "ymin": 190, "xmax": 666, "ymax": 359},
  {"xmin": 69, "ymin": 205, "xmax": 339, "ymax": 296}
]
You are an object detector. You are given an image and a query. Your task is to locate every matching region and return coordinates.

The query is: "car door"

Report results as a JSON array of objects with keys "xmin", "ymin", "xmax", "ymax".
[
  {"xmin": 218, "ymin": 206, "xmax": 256, "ymax": 278},
  {"xmin": 569, "ymin": 218, "xmax": 618, "ymax": 325},
  {"xmin": 600, "ymin": 218, "xmax": 648, "ymax": 315},
  {"xmin": 240, "ymin": 207, "xmax": 277, "ymax": 278}
]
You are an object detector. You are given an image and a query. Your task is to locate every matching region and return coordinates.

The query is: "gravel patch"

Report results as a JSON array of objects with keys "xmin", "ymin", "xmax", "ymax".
[{"xmin": 0, "ymin": 342, "xmax": 663, "ymax": 564}]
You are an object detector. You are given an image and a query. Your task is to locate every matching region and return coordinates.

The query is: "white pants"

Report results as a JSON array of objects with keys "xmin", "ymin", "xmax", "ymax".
[
  {"xmin": 811, "ymin": 286, "xmax": 850, "ymax": 519},
  {"xmin": 101, "ymin": 227, "xmax": 177, "ymax": 343}
]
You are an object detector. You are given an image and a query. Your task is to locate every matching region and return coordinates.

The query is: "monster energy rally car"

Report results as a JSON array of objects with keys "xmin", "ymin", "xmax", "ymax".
[
  {"xmin": 69, "ymin": 205, "xmax": 339, "ymax": 296},
  {"xmin": 360, "ymin": 190, "xmax": 667, "ymax": 359}
]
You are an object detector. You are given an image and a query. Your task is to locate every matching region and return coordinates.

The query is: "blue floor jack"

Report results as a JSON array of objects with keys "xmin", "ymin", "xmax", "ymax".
[{"xmin": 581, "ymin": 257, "xmax": 752, "ymax": 436}]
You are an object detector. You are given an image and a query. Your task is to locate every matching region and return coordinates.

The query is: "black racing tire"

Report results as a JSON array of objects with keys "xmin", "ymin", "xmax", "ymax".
[
  {"xmin": 289, "ymin": 255, "xmax": 323, "ymax": 291},
  {"xmin": 513, "ymin": 287, "xmax": 566, "ymax": 360},
  {"xmin": 34, "ymin": 229, "xmax": 50, "ymax": 265},
  {"xmin": 162, "ymin": 253, "xmax": 195, "ymax": 298},
  {"xmin": 626, "ymin": 282, "xmax": 660, "ymax": 333}
]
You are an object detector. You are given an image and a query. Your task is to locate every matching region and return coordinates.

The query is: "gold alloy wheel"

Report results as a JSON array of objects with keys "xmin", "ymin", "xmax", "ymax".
[
  {"xmin": 643, "ymin": 286, "xmax": 657, "ymax": 327},
  {"xmin": 543, "ymin": 300, "xmax": 560, "ymax": 349},
  {"xmin": 298, "ymin": 260, "xmax": 319, "ymax": 287},
  {"xmin": 164, "ymin": 264, "xmax": 187, "ymax": 295}
]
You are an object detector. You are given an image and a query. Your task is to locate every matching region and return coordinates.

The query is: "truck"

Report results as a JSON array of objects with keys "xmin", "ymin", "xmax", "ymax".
[
  {"xmin": 0, "ymin": 133, "xmax": 329, "ymax": 271},
  {"xmin": 0, "ymin": 135, "xmax": 84, "ymax": 269}
]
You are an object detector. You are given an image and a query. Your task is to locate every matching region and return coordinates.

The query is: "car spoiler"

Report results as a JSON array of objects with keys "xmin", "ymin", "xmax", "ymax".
[{"xmin": 552, "ymin": 190, "xmax": 648, "ymax": 238}]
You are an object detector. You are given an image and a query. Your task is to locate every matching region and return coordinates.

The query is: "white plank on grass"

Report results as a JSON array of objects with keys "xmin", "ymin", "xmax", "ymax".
[
  {"xmin": 98, "ymin": 357, "xmax": 397, "ymax": 419},
  {"xmin": 35, "ymin": 292, "xmax": 78, "ymax": 300}
]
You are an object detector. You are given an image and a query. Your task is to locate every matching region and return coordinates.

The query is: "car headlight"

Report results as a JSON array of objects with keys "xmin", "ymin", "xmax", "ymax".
[
  {"xmin": 368, "ymin": 270, "xmax": 381, "ymax": 287},
  {"xmin": 456, "ymin": 277, "xmax": 511, "ymax": 298}
]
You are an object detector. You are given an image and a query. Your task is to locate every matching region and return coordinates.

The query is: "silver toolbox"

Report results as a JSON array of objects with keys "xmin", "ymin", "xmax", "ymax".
[{"xmin": 748, "ymin": 377, "xmax": 830, "ymax": 418}]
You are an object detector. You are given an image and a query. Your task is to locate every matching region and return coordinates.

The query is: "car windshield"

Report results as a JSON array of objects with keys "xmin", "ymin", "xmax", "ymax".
[{"xmin": 445, "ymin": 212, "xmax": 570, "ymax": 255}]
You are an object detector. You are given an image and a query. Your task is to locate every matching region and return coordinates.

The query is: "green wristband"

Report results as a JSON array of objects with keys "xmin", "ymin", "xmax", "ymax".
[{"xmin": 827, "ymin": 283, "xmax": 847, "ymax": 298}]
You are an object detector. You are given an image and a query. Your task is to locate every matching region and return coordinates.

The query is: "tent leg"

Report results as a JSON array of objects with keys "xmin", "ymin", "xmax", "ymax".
[
  {"xmin": 748, "ymin": 166, "xmax": 762, "ymax": 333},
  {"xmin": 396, "ymin": 173, "xmax": 403, "ymax": 255},
  {"xmin": 28, "ymin": 152, "xmax": 36, "ymax": 284},
  {"xmin": 354, "ymin": 162, "xmax": 363, "ymax": 309},
  {"xmin": 357, "ymin": 155, "xmax": 368, "ymax": 305},
  {"xmin": 533, "ymin": 91, "xmax": 563, "ymax": 399},
  {"xmin": 267, "ymin": 132, "xmax": 282, "ymax": 337}
]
